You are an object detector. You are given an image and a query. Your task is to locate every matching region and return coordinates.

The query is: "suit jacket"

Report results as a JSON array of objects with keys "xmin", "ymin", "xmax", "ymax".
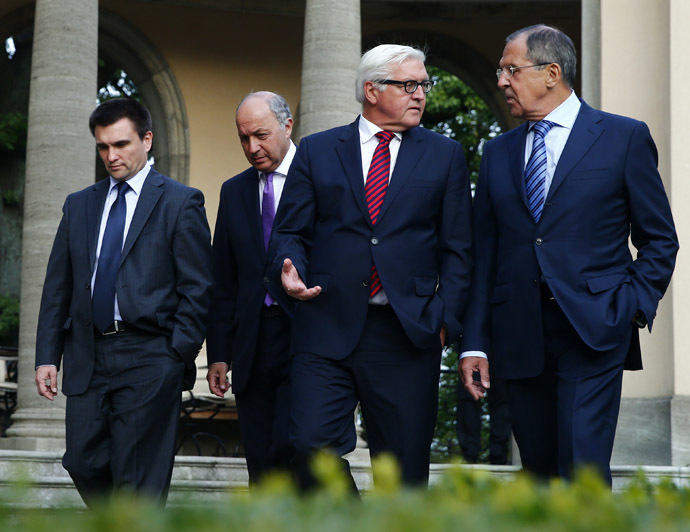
[
  {"xmin": 205, "ymin": 166, "xmax": 294, "ymax": 395},
  {"xmin": 35, "ymin": 168, "xmax": 214, "ymax": 395},
  {"xmin": 269, "ymin": 118, "xmax": 473, "ymax": 357},
  {"xmin": 461, "ymin": 100, "xmax": 679, "ymax": 379}
]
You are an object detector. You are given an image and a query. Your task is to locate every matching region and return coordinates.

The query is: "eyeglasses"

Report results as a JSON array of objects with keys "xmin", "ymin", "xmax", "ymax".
[
  {"xmin": 373, "ymin": 79, "xmax": 435, "ymax": 94},
  {"xmin": 495, "ymin": 63, "xmax": 551, "ymax": 80}
]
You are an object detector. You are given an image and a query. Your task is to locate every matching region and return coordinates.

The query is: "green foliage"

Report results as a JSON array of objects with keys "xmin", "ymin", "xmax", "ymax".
[
  {"xmin": 0, "ymin": 112, "xmax": 27, "ymax": 153},
  {"xmin": 2, "ymin": 456, "xmax": 690, "ymax": 531},
  {"xmin": 432, "ymin": 346, "xmax": 461, "ymax": 461},
  {"xmin": 0, "ymin": 295, "xmax": 19, "ymax": 347},
  {"xmin": 421, "ymin": 65, "xmax": 501, "ymax": 184},
  {"xmin": 97, "ymin": 62, "xmax": 141, "ymax": 103}
]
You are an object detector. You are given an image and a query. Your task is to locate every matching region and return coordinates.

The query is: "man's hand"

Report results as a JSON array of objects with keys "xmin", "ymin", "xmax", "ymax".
[
  {"xmin": 459, "ymin": 356, "xmax": 491, "ymax": 400},
  {"xmin": 440, "ymin": 325, "xmax": 447, "ymax": 347},
  {"xmin": 281, "ymin": 258, "xmax": 321, "ymax": 300},
  {"xmin": 35, "ymin": 366, "xmax": 58, "ymax": 401},
  {"xmin": 207, "ymin": 362, "xmax": 230, "ymax": 398}
]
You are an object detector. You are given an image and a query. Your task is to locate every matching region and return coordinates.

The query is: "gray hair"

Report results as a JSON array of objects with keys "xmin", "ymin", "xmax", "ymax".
[
  {"xmin": 355, "ymin": 44, "xmax": 426, "ymax": 103},
  {"xmin": 236, "ymin": 91, "xmax": 293, "ymax": 130},
  {"xmin": 506, "ymin": 25, "xmax": 577, "ymax": 89}
]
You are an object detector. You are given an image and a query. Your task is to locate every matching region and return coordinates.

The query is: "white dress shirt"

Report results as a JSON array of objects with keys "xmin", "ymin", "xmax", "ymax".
[
  {"xmin": 359, "ymin": 114, "xmax": 403, "ymax": 305},
  {"xmin": 461, "ymin": 92, "xmax": 581, "ymax": 360},
  {"xmin": 91, "ymin": 162, "xmax": 151, "ymax": 321}
]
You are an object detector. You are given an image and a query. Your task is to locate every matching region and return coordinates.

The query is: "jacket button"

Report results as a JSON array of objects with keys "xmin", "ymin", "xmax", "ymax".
[
  {"xmin": 263, "ymin": 276, "xmax": 269, "ymax": 284},
  {"xmin": 362, "ymin": 279, "xmax": 369, "ymax": 287},
  {"xmin": 86, "ymin": 320, "xmax": 91, "ymax": 326},
  {"xmin": 535, "ymin": 238, "xmax": 543, "ymax": 246},
  {"xmin": 371, "ymin": 237, "xmax": 379, "ymax": 245},
  {"xmin": 85, "ymin": 282, "xmax": 90, "ymax": 289}
]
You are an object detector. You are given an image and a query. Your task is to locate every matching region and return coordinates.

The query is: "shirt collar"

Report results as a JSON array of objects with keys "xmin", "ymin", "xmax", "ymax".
[
  {"xmin": 108, "ymin": 162, "xmax": 151, "ymax": 196},
  {"xmin": 358, "ymin": 114, "xmax": 403, "ymax": 144},
  {"xmin": 260, "ymin": 140, "xmax": 296, "ymax": 180},
  {"xmin": 531, "ymin": 90, "xmax": 581, "ymax": 131}
]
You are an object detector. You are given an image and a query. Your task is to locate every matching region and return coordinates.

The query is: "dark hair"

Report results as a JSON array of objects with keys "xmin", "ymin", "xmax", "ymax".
[
  {"xmin": 506, "ymin": 25, "xmax": 577, "ymax": 89},
  {"xmin": 89, "ymin": 98, "xmax": 152, "ymax": 139}
]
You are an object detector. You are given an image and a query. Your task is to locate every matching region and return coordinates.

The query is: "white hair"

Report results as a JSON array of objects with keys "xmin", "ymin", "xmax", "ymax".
[{"xmin": 355, "ymin": 44, "xmax": 426, "ymax": 103}]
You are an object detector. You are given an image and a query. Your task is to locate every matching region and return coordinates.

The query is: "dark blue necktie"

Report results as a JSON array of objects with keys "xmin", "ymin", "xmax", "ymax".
[
  {"xmin": 92, "ymin": 181, "xmax": 129, "ymax": 332},
  {"xmin": 524, "ymin": 120, "xmax": 555, "ymax": 222}
]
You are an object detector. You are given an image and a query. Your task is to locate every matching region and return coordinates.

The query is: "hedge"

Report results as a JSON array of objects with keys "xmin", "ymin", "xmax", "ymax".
[{"xmin": 1, "ymin": 454, "xmax": 689, "ymax": 532}]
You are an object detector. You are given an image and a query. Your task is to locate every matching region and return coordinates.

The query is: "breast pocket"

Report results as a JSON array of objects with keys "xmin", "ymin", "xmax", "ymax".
[{"xmin": 570, "ymin": 169, "xmax": 610, "ymax": 180}]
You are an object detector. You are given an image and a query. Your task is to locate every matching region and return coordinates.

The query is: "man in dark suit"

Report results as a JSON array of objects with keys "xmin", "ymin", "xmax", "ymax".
[
  {"xmin": 206, "ymin": 91, "xmax": 296, "ymax": 486},
  {"xmin": 269, "ymin": 44, "xmax": 473, "ymax": 490},
  {"xmin": 34, "ymin": 98, "xmax": 214, "ymax": 505},
  {"xmin": 460, "ymin": 25, "xmax": 678, "ymax": 484}
]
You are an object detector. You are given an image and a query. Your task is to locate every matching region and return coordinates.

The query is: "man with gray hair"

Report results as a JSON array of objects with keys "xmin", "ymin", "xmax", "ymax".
[
  {"xmin": 460, "ymin": 25, "xmax": 677, "ymax": 484},
  {"xmin": 268, "ymin": 44, "xmax": 472, "ymax": 491},
  {"xmin": 206, "ymin": 91, "xmax": 297, "ymax": 486}
]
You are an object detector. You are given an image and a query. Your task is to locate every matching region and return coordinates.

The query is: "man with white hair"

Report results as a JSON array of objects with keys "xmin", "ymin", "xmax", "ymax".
[{"xmin": 269, "ymin": 45, "xmax": 472, "ymax": 491}]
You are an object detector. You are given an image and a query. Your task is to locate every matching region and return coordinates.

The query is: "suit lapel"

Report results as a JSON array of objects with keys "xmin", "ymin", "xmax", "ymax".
[
  {"xmin": 376, "ymin": 127, "xmax": 425, "ymax": 225},
  {"xmin": 509, "ymin": 123, "xmax": 530, "ymax": 212},
  {"xmin": 120, "ymin": 169, "xmax": 164, "ymax": 265},
  {"xmin": 242, "ymin": 168, "xmax": 266, "ymax": 258},
  {"xmin": 87, "ymin": 179, "xmax": 110, "ymax": 274},
  {"xmin": 335, "ymin": 119, "xmax": 370, "ymax": 226},
  {"xmin": 547, "ymin": 101, "xmax": 604, "ymax": 201}
]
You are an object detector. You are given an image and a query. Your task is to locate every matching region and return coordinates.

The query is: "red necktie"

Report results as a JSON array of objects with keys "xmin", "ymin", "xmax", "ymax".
[{"xmin": 365, "ymin": 131, "xmax": 395, "ymax": 297}]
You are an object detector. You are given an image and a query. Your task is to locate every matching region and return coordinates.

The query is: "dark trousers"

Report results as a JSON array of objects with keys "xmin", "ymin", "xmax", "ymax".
[
  {"xmin": 290, "ymin": 304, "xmax": 442, "ymax": 492},
  {"xmin": 505, "ymin": 296, "xmax": 630, "ymax": 485},
  {"xmin": 456, "ymin": 376, "xmax": 511, "ymax": 464},
  {"xmin": 63, "ymin": 331, "xmax": 184, "ymax": 506},
  {"xmin": 235, "ymin": 309, "xmax": 293, "ymax": 486}
]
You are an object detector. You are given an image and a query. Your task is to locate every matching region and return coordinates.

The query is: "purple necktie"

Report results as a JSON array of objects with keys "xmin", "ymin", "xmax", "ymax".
[{"xmin": 262, "ymin": 172, "xmax": 276, "ymax": 306}]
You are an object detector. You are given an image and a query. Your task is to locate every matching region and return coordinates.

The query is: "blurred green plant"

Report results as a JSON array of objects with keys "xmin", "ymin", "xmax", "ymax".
[
  {"xmin": 1, "ymin": 455, "xmax": 689, "ymax": 532},
  {"xmin": 0, "ymin": 295, "xmax": 19, "ymax": 347}
]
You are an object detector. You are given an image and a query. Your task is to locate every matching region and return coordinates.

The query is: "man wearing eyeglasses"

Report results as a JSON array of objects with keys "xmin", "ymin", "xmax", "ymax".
[
  {"xmin": 460, "ymin": 25, "xmax": 678, "ymax": 485},
  {"xmin": 268, "ymin": 44, "xmax": 472, "ymax": 491}
]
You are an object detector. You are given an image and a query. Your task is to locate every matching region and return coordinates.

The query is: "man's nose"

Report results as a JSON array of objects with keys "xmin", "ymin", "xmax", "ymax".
[{"xmin": 248, "ymin": 138, "xmax": 261, "ymax": 153}]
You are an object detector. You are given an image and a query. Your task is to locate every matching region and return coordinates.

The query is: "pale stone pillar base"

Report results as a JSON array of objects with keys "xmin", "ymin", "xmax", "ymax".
[
  {"xmin": 2, "ymin": 407, "xmax": 66, "ymax": 451},
  {"xmin": 612, "ymin": 397, "xmax": 671, "ymax": 465},
  {"xmin": 671, "ymin": 395, "xmax": 690, "ymax": 466}
]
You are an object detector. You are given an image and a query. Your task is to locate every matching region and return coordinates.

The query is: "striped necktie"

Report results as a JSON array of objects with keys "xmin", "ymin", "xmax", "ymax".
[
  {"xmin": 524, "ymin": 120, "xmax": 555, "ymax": 222},
  {"xmin": 365, "ymin": 130, "xmax": 395, "ymax": 297}
]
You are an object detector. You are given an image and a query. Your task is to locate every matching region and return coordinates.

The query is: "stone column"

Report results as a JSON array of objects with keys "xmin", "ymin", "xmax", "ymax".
[
  {"xmin": 598, "ymin": 0, "xmax": 674, "ymax": 465},
  {"xmin": 668, "ymin": 0, "xmax": 690, "ymax": 467},
  {"xmin": 296, "ymin": 0, "xmax": 361, "ymax": 139},
  {"xmin": 580, "ymin": 0, "xmax": 601, "ymax": 108},
  {"xmin": 3, "ymin": 0, "xmax": 98, "ymax": 450}
]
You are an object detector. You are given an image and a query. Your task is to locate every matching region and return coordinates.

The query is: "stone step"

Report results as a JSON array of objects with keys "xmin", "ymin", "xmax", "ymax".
[{"xmin": 0, "ymin": 450, "xmax": 686, "ymax": 508}]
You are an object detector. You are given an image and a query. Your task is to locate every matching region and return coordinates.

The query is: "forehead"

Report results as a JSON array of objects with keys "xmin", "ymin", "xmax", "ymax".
[
  {"xmin": 388, "ymin": 58, "xmax": 427, "ymax": 79},
  {"xmin": 94, "ymin": 117, "xmax": 138, "ymax": 141},
  {"xmin": 500, "ymin": 35, "xmax": 529, "ymax": 65},
  {"xmin": 236, "ymin": 99, "xmax": 279, "ymax": 132}
]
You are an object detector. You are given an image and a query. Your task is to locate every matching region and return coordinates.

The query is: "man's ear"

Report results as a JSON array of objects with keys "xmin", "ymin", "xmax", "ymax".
[
  {"xmin": 143, "ymin": 130, "xmax": 153, "ymax": 152},
  {"xmin": 545, "ymin": 63, "xmax": 562, "ymax": 88},
  {"xmin": 363, "ymin": 81, "xmax": 380, "ymax": 105}
]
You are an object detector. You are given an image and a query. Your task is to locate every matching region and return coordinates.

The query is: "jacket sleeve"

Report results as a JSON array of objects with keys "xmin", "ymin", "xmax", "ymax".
[
  {"xmin": 437, "ymin": 141, "xmax": 473, "ymax": 343},
  {"xmin": 205, "ymin": 187, "xmax": 239, "ymax": 365},
  {"xmin": 625, "ymin": 121, "xmax": 679, "ymax": 330},
  {"xmin": 35, "ymin": 197, "xmax": 74, "ymax": 370},
  {"xmin": 170, "ymin": 188, "xmax": 214, "ymax": 365}
]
